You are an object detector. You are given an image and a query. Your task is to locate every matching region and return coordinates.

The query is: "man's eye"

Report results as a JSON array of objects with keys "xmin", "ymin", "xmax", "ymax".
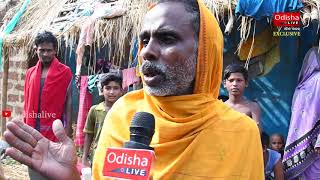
[
  {"xmin": 161, "ymin": 36, "xmax": 177, "ymax": 44},
  {"xmin": 142, "ymin": 39, "xmax": 149, "ymax": 47}
]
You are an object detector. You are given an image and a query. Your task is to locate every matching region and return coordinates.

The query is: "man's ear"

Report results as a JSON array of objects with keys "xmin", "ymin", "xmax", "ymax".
[
  {"xmin": 223, "ymin": 80, "xmax": 226, "ymax": 88},
  {"xmin": 34, "ymin": 45, "xmax": 37, "ymax": 53},
  {"xmin": 245, "ymin": 81, "xmax": 248, "ymax": 87}
]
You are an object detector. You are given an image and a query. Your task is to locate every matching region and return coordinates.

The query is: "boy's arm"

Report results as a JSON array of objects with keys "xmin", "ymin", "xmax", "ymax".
[
  {"xmin": 82, "ymin": 107, "xmax": 95, "ymax": 167},
  {"xmin": 82, "ymin": 133, "xmax": 94, "ymax": 167},
  {"xmin": 251, "ymin": 102, "xmax": 262, "ymax": 131},
  {"xmin": 274, "ymin": 160, "xmax": 285, "ymax": 180}
]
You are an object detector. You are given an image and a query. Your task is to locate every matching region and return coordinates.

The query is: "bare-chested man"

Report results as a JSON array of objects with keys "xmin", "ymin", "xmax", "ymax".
[{"xmin": 223, "ymin": 64, "xmax": 262, "ymax": 130}]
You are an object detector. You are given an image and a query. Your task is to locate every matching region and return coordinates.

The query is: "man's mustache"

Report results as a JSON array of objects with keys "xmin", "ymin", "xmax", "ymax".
[{"xmin": 141, "ymin": 61, "xmax": 166, "ymax": 76}]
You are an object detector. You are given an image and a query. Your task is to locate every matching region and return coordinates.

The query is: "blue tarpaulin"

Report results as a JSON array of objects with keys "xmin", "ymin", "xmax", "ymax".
[{"xmin": 235, "ymin": 0, "xmax": 304, "ymax": 20}]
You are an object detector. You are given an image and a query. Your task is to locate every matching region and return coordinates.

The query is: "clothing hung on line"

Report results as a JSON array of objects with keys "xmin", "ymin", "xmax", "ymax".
[
  {"xmin": 75, "ymin": 76, "xmax": 92, "ymax": 146},
  {"xmin": 122, "ymin": 67, "xmax": 140, "ymax": 90}
]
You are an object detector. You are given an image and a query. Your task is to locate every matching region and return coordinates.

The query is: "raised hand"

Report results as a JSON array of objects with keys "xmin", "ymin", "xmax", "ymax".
[{"xmin": 4, "ymin": 118, "xmax": 80, "ymax": 180}]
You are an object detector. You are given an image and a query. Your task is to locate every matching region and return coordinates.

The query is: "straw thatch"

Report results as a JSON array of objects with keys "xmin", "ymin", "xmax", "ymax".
[
  {"xmin": 1, "ymin": 0, "xmax": 237, "ymax": 68},
  {"xmin": 2, "ymin": 0, "xmax": 139, "ymax": 67},
  {"xmin": 1, "ymin": 0, "xmax": 319, "ymax": 68}
]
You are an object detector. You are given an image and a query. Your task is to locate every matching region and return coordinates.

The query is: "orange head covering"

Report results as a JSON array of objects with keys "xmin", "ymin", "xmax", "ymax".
[
  {"xmin": 92, "ymin": 1, "xmax": 263, "ymax": 179},
  {"xmin": 139, "ymin": 0, "xmax": 223, "ymax": 98}
]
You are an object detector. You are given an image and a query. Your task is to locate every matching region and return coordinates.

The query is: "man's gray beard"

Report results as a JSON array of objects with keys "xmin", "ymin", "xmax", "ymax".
[{"xmin": 141, "ymin": 52, "xmax": 197, "ymax": 97}]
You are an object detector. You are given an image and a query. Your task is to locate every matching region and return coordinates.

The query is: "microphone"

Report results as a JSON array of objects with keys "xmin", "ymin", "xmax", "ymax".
[
  {"xmin": 103, "ymin": 112, "xmax": 156, "ymax": 180},
  {"xmin": 124, "ymin": 112, "xmax": 155, "ymax": 150}
]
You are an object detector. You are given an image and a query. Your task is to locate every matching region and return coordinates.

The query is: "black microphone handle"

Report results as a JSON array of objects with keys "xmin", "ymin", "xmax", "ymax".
[{"xmin": 123, "ymin": 141, "xmax": 154, "ymax": 150}]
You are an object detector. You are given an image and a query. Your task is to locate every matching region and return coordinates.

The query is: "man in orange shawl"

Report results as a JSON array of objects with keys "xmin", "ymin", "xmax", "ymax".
[{"xmin": 3, "ymin": 1, "xmax": 263, "ymax": 180}]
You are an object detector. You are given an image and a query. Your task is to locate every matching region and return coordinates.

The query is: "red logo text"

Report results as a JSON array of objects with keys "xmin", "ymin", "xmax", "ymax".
[{"xmin": 273, "ymin": 12, "xmax": 300, "ymax": 27}]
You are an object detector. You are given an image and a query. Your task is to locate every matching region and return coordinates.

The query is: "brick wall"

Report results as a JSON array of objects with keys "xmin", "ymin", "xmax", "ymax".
[{"xmin": 0, "ymin": 49, "xmax": 28, "ymax": 118}]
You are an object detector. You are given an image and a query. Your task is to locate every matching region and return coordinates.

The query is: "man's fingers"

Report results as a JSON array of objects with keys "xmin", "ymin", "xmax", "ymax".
[
  {"xmin": 52, "ymin": 120, "xmax": 68, "ymax": 143},
  {"xmin": 5, "ymin": 147, "xmax": 32, "ymax": 168},
  {"xmin": 4, "ymin": 131, "xmax": 34, "ymax": 156},
  {"xmin": 11, "ymin": 118, "xmax": 43, "ymax": 141},
  {"xmin": 6, "ymin": 121, "xmax": 38, "ymax": 147}
]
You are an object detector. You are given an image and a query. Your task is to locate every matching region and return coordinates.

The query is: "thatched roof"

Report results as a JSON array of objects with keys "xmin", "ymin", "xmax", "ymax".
[
  {"xmin": 1, "ymin": 0, "xmax": 319, "ymax": 67},
  {"xmin": 0, "ymin": 0, "xmax": 238, "ymax": 66},
  {"xmin": 0, "ymin": 1, "xmax": 17, "ymax": 24},
  {"xmin": 2, "ymin": 0, "xmax": 132, "ymax": 66}
]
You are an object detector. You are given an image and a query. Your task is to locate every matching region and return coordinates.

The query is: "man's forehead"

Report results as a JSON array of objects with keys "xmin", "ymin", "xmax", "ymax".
[
  {"xmin": 228, "ymin": 73, "xmax": 246, "ymax": 79},
  {"xmin": 37, "ymin": 42, "xmax": 55, "ymax": 49},
  {"xmin": 141, "ymin": 2, "xmax": 192, "ymax": 32}
]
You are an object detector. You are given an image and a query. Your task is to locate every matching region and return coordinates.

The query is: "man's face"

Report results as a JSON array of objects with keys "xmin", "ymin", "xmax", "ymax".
[
  {"xmin": 224, "ymin": 73, "xmax": 247, "ymax": 96},
  {"xmin": 36, "ymin": 42, "xmax": 56, "ymax": 65},
  {"xmin": 103, "ymin": 81, "xmax": 122, "ymax": 104},
  {"xmin": 139, "ymin": 2, "xmax": 197, "ymax": 96}
]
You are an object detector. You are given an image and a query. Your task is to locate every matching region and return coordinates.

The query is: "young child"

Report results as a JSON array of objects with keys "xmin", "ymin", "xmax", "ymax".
[
  {"xmin": 261, "ymin": 132, "xmax": 284, "ymax": 180},
  {"xmin": 82, "ymin": 73, "xmax": 123, "ymax": 167},
  {"xmin": 223, "ymin": 64, "xmax": 262, "ymax": 130},
  {"xmin": 270, "ymin": 133, "xmax": 285, "ymax": 158}
]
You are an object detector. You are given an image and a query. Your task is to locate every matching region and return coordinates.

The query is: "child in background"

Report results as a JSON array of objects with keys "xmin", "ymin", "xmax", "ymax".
[
  {"xmin": 270, "ymin": 133, "xmax": 285, "ymax": 158},
  {"xmin": 82, "ymin": 73, "xmax": 123, "ymax": 167},
  {"xmin": 223, "ymin": 64, "xmax": 262, "ymax": 130},
  {"xmin": 261, "ymin": 132, "xmax": 284, "ymax": 180}
]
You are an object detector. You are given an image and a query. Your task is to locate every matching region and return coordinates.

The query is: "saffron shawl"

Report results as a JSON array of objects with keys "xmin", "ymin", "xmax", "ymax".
[
  {"xmin": 24, "ymin": 58, "xmax": 72, "ymax": 141},
  {"xmin": 92, "ymin": 0, "xmax": 263, "ymax": 179}
]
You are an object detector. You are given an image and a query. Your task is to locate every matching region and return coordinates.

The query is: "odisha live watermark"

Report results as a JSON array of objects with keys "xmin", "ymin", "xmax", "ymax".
[
  {"xmin": 2, "ymin": 110, "xmax": 56, "ymax": 118},
  {"xmin": 24, "ymin": 111, "xmax": 57, "ymax": 119},
  {"xmin": 2, "ymin": 110, "xmax": 12, "ymax": 118},
  {"xmin": 273, "ymin": 12, "xmax": 301, "ymax": 37}
]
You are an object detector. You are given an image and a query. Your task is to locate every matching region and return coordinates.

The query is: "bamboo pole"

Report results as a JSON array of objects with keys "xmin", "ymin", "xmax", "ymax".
[{"xmin": 1, "ymin": 58, "xmax": 9, "ymax": 136}]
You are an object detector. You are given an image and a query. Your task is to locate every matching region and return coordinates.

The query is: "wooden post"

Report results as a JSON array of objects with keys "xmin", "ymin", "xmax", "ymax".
[{"xmin": 1, "ymin": 58, "xmax": 9, "ymax": 136}]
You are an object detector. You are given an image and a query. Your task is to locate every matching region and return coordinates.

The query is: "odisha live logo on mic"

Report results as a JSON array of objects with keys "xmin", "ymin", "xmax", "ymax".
[{"xmin": 103, "ymin": 148, "xmax": 154, "ymax": 180}]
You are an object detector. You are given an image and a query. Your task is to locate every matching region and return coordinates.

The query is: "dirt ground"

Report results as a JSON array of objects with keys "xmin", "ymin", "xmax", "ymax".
[{"xmin": 2, "ymin": 157, "xmax": 29, "ymax": 180}]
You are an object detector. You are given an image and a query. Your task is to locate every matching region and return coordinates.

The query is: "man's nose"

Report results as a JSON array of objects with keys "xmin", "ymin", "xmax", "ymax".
[
  {"xmin": 232, "ymin": 81, "xmax": 238, "ymax": 86},
  {"xmin": 43, "ymin": 51, "xmax": 49, "ymax": 56},
  {"xmin": 140, "ymin": 39, "xmax": 159, "ymax": 61}
]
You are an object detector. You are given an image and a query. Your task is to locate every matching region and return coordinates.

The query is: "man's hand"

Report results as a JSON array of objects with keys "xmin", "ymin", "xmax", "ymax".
[{"xmin": 4, "ymin": 118, "xmax": 80, "ymax": 180}]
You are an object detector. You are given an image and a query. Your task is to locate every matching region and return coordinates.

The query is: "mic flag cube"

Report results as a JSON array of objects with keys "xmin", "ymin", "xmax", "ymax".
[{"xmin": 103, "ymin": 147, "xmax": 155, "ymax": 180}]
